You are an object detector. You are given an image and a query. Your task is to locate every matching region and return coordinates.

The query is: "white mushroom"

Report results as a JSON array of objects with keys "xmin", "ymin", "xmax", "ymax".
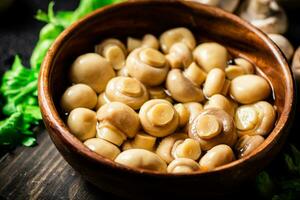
[
  {"xmin": 67, "ymin": 108, "xmax": 97, "ymax": 141},
  {"xmin": 225, "ymin": 58, "xmax": 254, "ymax": 80},
  {"xmin": 97, "ymin": 102, "xmax": 140, "ymax": 142},
  {"xmin": 147, "ymin": 86, "xmax": 173, "ymax": 103},
  {"xmin": 167, "ymin": 158, "xmax": 200, "ymax": 173},
  {"xmin": 204, "ymin": 94, "xmax": 237, "ymax": 116},
  {"xmin": 69, "ymin": 53, "xmax": 115, "ymax": 93},
  {"xmin": 235, "ymin": 101, "xmax": 276, "ymax": 136},
  {"xmin": 189, "ymin": 108, "xmax": 237, "ymax": 151},
  {"xmin": 105, "ymin": 77, "xmax": 149, "ymax": 110},
  {"xmin": 122, "ymin": 132, "xmax": 157, "ymax": 151},
  {"xmin": 196, "ymin": 0, "xmax": 240, "ymax": 12},
  {"xmin": 166, "ymin": 69, "xmax": 205, "ymax": 103},
  {"xmin": 175, "ymin": 102, "xmax": 204, "ymax": 127},
  {"xmin": 127, "ymin": 34, "xmax": 159, "ymax": 52},
  {"xmin": 166, "ymin": 42, "xmax": 193, "ymax": 69},
  {"xmin": 139, "ymin": 99, "xmax": 179, "ymax": 137},
  {"xmin": 292, "ymin": 47, "xmax": 300, "ymax": 83},
  {"xmin": 61, "ymin": 84, "xmax": 97, "ymax": 112},
  {"xmin": 126, "ymin": 47, "xmax": 169, "ymax": 86},
  {"xmin": 230, "ymin": 74, "xmax": 271, "ymax": 104},
  {"xmin": 95, "ymin": 38, "xmax": 127, "ymax": 70},
  {"xmin": 268, "ymin": 34, "xmax": 294, "ymax": 61},
  {"xmin": 235, "ymin": 135, "xmax": 265, "ymax": 158},
  {"xmin": 203, "ymin": 68, "xmax": 226, "ymax": 97},
  {"xmin": 238, "ymin": 0, "xmax": 288, "ymax": 34},
  {"xmin": 193, "ymin": 42, "xmax": 228, "ymax": 72},
  {"xmin": 84, "ymin": 138, "xmax": 120, "ymax": 160},
  {"xmin": 160, "ymin": 27, "xmax": 196, "ymax": 53},
  {"xmin": 183, "ymin": 62, "xmax": 207, "ymax": 87},
  {"xmin": 199, "ymin": 144, "xmax": 235, "ymax": 171},
  {"xmin": 115, "ymin": 149, "xmax": 167, "ymax": 172}
]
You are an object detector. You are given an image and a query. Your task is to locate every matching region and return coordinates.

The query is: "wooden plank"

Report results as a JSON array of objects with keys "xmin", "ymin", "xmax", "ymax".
[{"xmin": 0, "ymin": 131, "xmax": 121, "ymax": 200}]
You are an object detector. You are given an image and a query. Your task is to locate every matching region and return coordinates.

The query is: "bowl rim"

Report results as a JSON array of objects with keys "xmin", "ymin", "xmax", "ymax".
[{"xmin": 38, "ymin": 0, "xmax": 295, "ymax": 177}]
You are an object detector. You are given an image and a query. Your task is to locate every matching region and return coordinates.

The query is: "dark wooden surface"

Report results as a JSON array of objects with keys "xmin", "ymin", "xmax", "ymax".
[{"xmin": 0, "ymin": 1, "xmax": 300, "ymax": 200}]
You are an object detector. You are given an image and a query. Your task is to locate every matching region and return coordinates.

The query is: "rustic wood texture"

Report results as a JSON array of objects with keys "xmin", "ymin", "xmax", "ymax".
[
  {"xmin": 38, "ymin": 1, "xmax": 294, "ymax": 199},
  {"xmin": 0, "ymin": 130, "xmax": 121, "ymax": 200}
]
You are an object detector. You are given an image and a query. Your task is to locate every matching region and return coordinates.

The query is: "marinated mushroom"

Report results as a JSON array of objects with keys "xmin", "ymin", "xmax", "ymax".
[
  {"xmin": 61, "ymin": 84, "xmax": 97, "ymax": 112},
  {"xmin": 167, "ymin": 158, "xmax": 200, "ymax": 173},
  {"xmin": 122, "ymin": 132, "xmax": 157, "ymax": 151},
  {"xmin": 96, "ymin": 92, "xmax": 110, "ymax": 110},
  {"xmin": 183, "ymin": 62, "xmax": 207, "ymax": 87},
  {"xmin": 159, "ymin": 27, "xmax": 196, "ymax": 53},
  {"xmin": 235, "ymin": 135, "xmax": 265, "ymax": 158},
  {"xmin": 67, "ymin": 108, "xmax": 97, "ymax": 141},
  {"xmin": 84, "ymin": 138, "xmax": 120, "ymax": 160},
  {"xmin": 193, "ymin": 42, "xmax": 228, "ymax": 72},
  {"xmin": 127, "ymin": 34, "xmax": 159, "ymax": 52},
  {"xmin": 166, "ymin": 42, "xmax": 193, "ymax": 69},
  {"xmin": 189, "ymin": 108, "xmax": 237, "ymax": 151},
  {"xmin": 156, "ymin": 133, "xmax": 187, "ymax": 163},
  {"xmin": 235, "ymin": 101, "xmax": 276, "ymax": 136},
  {"xmin": 238, "ymin": 0, "xmax": 288, "ymax": 34},
  {"xmin": 268, "ymin": 34, "xmax": 294, "ymax": 61},
  {"xmin": 69, "ymin": 53, "xmax": 115, "ymax": 93},
  {"xmin": 97, "ymin": 121, "xmax": 127, "ymax": 146},
  {"xmin": 139, "ymin": 99, "xmax": 179, "ymax": 137},
  {"xmin": 115, "ymin": 149, "xmax": 167, "ymax": 172},
  {"xmin": 105, "ymin": 77, "xmax": 149, "ymax": 110},
  {"xmin": 203, "ymin": 68, "xmax": 226, "ymax": 97},
  {"xmin": 199, "ymin": 144, "xmax": 235, "ymax": 171},
  {"xmin": 196, "ymin": 0, "xmax": 240, "ymax": 12},
  {"xmin": 95, "ymin": 38, "xmax": 127, "ymax": 70},
  {"xmin": 147, "ymin": 86, "xmax": 173, "ymax": 103},
  {"xmin": 225, "ymin": 58, "xmax": 255, "ymax": 80},
  {"xmin": 126, "ymin": 47, "xmax": 169, "ymax": 86},
  {"xmin": 230, "ymin": 74, "xmax": 271, "ymax": 104},
  {"xmin": 166, "ymin": 69, "xmax": 205, "ymax": 103},
  {"xmin": 97, "ymin": 102, "xmax": 140, "ymax": 139},
  {"xmin": 175, "ymin": 102, "xmax": 204, "ymax": 127},
  {"xmin": 292, "ymin": 47, "xmax": 300, "ymax": 83},
  {"xmin": 204, "ymin": 94, "xmax": 236, "ymax": 116}
]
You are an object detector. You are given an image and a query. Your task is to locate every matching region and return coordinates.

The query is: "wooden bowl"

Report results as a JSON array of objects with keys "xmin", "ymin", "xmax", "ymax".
[{"xmin": 38, "ymin": 0, "xmax": 295, "ymax": 199}]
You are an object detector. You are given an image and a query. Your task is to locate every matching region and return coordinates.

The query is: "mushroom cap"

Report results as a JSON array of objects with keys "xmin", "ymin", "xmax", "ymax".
[
  {"xmin": 199, "ymin": 144, "xmax": 235, "ymax": 171},
  {"xmin": 166, "ymin": 69, "xmax": 204, "ymax": 103},
  {"xmin": 84, "ymin": 138, "xmax": 120, "ymax": 160},
  {"xmin": 159, "ymin": 27, "xmax": 196, "ymax": 53},
  {"xmin": 69, "ymin": 53, "xmax": 115, "ymax": 93},
  {"xmin": 189, "ymin": 108, "xmax": 237, "ymax": 151},
  {"xmin": 61, "ymin": 84, "xmax": 97, "ymax": 112},
  {"xmin": 115, "ymin": 149, "xmax": 167, "ymax": 172},
  {"xmin": 105, "ymin": 76, "xmax": 149, "ymax": 110},
  {"xmin": 204, "ymin": 94, "xmax": 236, "ymax": 116},
  {"xmin": 193, "ymin": 42, "xmax": 228, "ymax": 72},
  {"xmin": 156, "ymin": 133, "xmax": 188, "ymax": 163},
  {"xmin": 235, "ymin": 135, "xmax": 265, "ymax": 158},
  {"xmin": 166, "ymin": 42, "xmax": 193, "ymax": 69},
  {"xmin": 67, "ymin": 108, "xmax": 97, "ymax": 141},
  {"xmin": 203, "ymin": 68, "xmax": 226, "ymax": 97},
  {"xmin": 268, "ymin": 34, "xmax": 294, "ymax": 61},
  {"xmin": 95, "ymin": 38, "xmax": 127, "ymax": 55},
  {"xmin": 167, "ymin": 158, "xmax": 200, "ymax": 173},
  {"xmin": 235, "ymin": 101, "xmax": 276, "ymax": 136},
  {"xmin": 97, "ymin": 102, "xmax": 140, "ymax": 138},
  {"xmin": 230, "ymin": 74, "xmax": 271, "ymax": 104},
  {"xmin": 139, "ymin": 99, "xmax": 179, "ymax": 137},
  {"xmin": 126, "ymin": 47, "xmax": 169, "ymax": 86}
]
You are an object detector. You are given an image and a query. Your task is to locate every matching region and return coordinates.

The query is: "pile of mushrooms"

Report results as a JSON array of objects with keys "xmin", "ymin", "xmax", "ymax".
[{"xmin": 61, "ymin": 27, "xmax": 277, "ymax": 173}]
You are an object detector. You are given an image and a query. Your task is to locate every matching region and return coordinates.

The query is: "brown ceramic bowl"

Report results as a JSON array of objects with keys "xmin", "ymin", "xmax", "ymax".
[{"xmin": 38, "ymin": 0, "xmax": 295, "ymax": 199}]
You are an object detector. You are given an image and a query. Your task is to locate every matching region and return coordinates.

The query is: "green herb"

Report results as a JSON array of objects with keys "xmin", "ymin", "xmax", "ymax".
[
  {"xmin": 0, "ymin": 0, "xmax": 124, "ymax": 147},
  {"xmin": 256, "ymin": 145, "xmax": 300, "ymax": 200}
]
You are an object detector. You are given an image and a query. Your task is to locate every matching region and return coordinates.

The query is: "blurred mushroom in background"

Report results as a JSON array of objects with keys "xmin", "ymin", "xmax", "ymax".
[
  {"xmin": 238, "ymin": 0, "xmax": 288, "ymax": 34},
  {"xmin": 196, "ymin": 0, "xmax": 240, "ymax": 12},
  {"xmin": 268, "ymin": 34, "xmax": 294, "ymax": 61},
  {"xmin": 292, "ymin": 47, "xmax": 300, "ymax": 83}
]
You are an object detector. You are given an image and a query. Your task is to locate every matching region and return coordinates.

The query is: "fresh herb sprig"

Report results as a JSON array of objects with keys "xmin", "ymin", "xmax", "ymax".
[{"xmin": 0, "ymin": 0, "xmax": 123, "ymax": 147}]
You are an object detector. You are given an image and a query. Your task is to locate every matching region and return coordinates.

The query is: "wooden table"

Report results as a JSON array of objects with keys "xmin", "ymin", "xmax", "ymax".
[{"xmin": 0, "ymin": 1, "xmax": 299, "ymax": 200}]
